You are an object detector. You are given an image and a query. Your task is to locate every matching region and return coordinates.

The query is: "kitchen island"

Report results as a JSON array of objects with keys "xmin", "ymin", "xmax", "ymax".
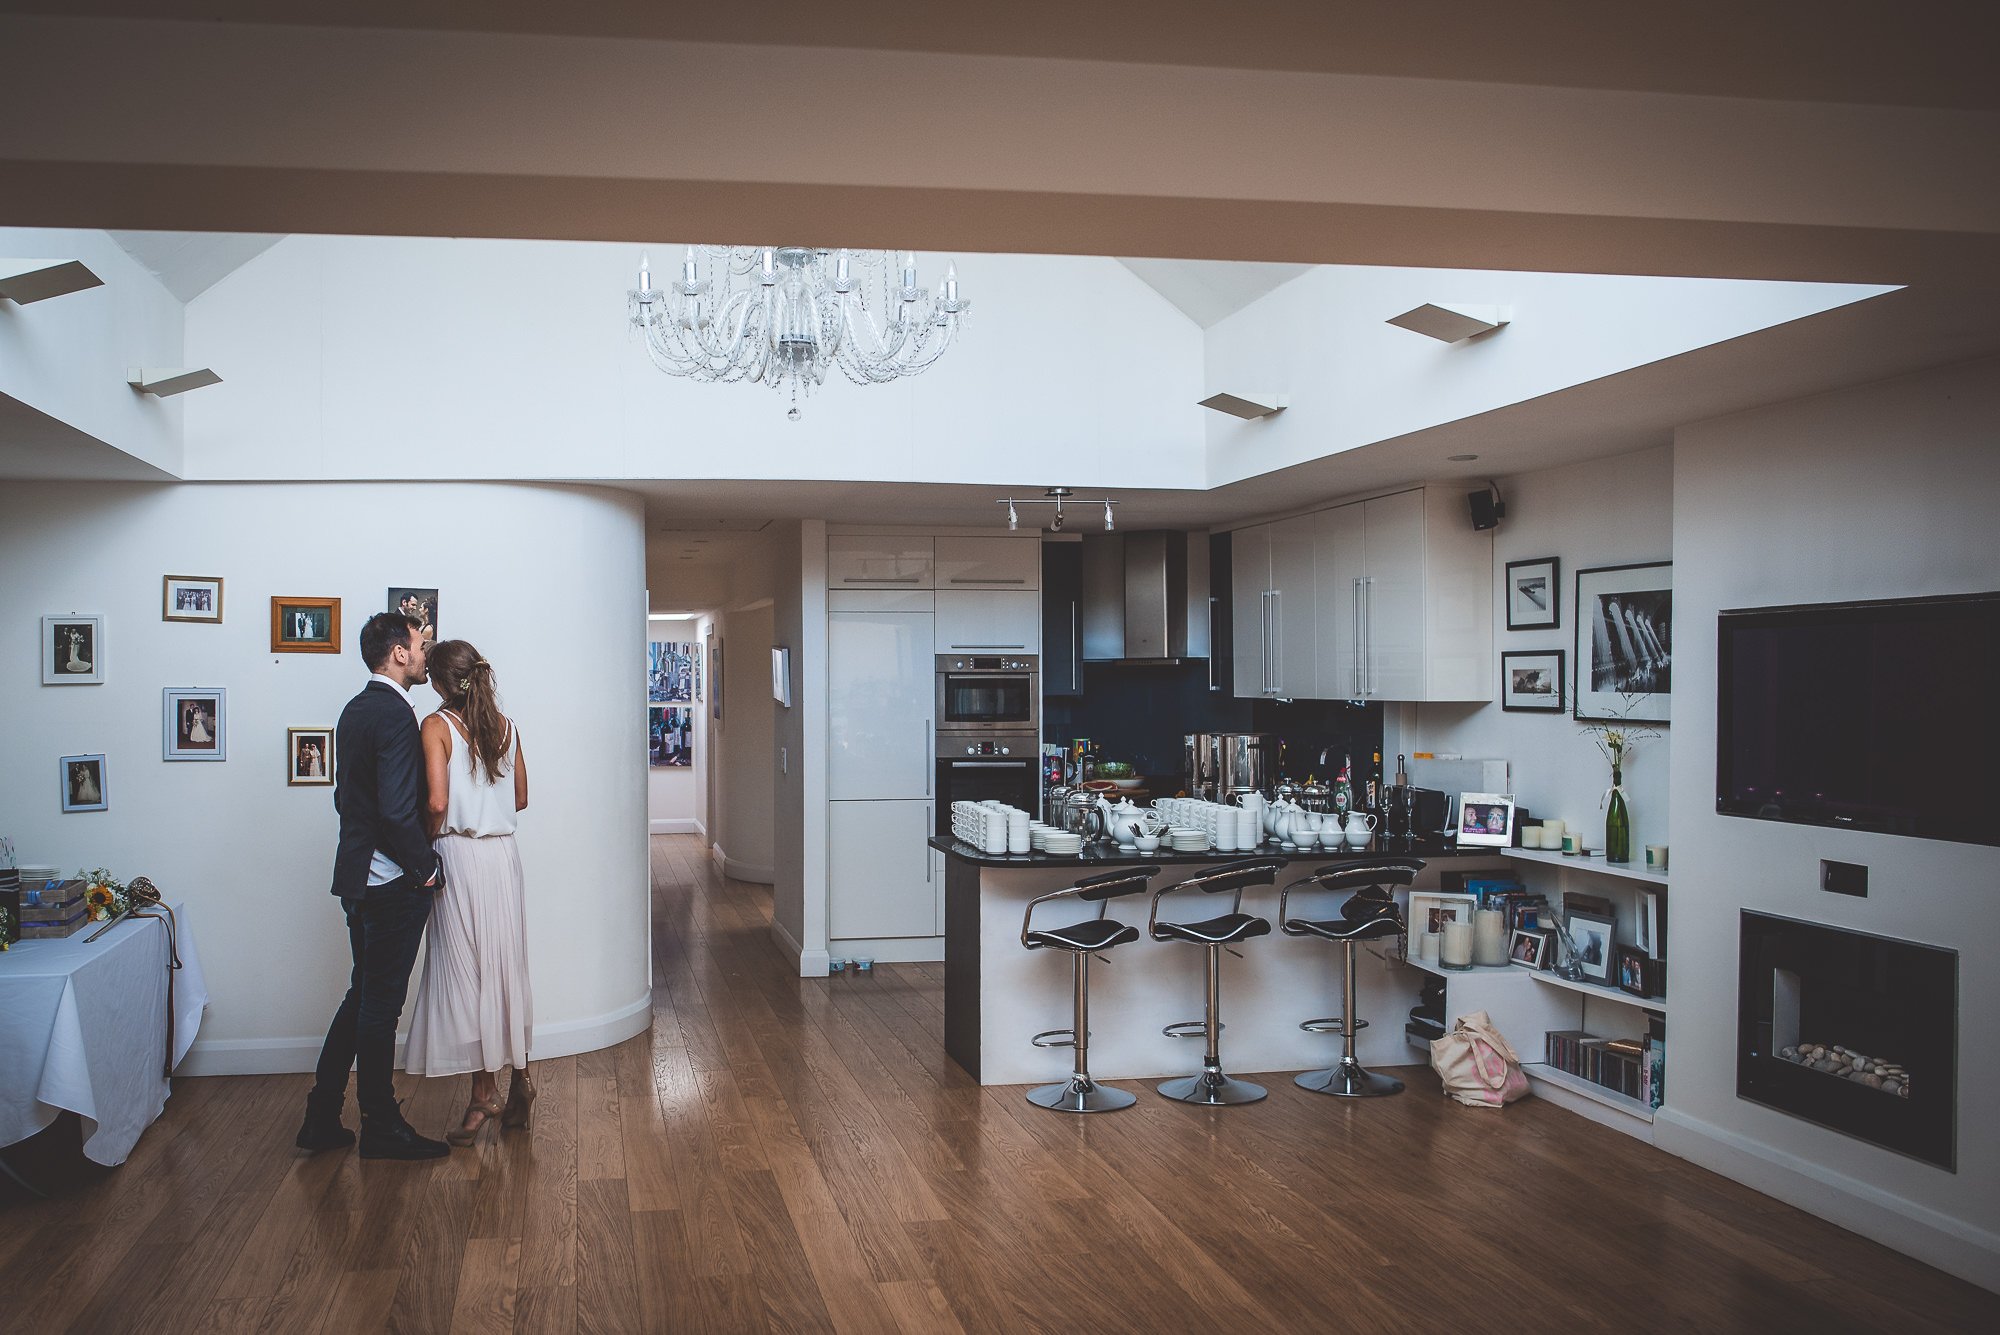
[{"xmin": 933, "ymin": 836, "xmax": 1509, "ymax": 1085}]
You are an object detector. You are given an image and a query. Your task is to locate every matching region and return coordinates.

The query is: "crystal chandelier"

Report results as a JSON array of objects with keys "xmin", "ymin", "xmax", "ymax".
[{"xmin": 628, "ymin": 246, "xmax": 970, "ymax": 419}]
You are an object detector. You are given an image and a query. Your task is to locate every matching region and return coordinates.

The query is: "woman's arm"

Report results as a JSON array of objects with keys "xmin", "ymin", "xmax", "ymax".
[
  {"xmin": 513, "ymin": 732, "xmax": 530, "ymax": 812},
  {"xmin": 422, "ymin": 713, "xmax": 452, "ymax": 838}
]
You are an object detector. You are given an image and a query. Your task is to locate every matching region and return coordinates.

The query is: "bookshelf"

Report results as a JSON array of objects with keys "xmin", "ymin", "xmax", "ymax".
[
  {"xmin": 1531, "ymin": 970, "xmax": 1667, "ymax": 1013},
  {"xmin": 1522, "ymin": 1063, "xmax": 1656, "ymax": 1137},
  {"xmin": 1503, "ymin": 846, "xmax": 1668, "ymax": 886}
]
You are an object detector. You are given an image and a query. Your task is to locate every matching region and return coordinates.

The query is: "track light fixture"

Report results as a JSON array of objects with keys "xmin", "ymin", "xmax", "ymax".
[{"xmin": 995, "ymin": 488, "xmax": 1121, "ymax": 533}]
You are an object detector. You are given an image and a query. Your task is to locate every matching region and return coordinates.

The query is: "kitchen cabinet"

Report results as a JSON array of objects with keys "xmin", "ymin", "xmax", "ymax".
[
  {"xmin": 828, "ymin": 611, "xmax": 935, "ymax": 800},
  {"xmin": 934, "ymin": 536, "xmax": 1039, "ymax": 589},
  {"xmin": 828, "ymin": 799, "xmax": 937, "ymax": 939},
  {"xmin": 935, "ymin": 590, "xmax": 1039, "ymax": 654},
  {"xmin": 1041, "ymin": 540, "xmax": 1083, "ymax": 695},
  {"xmin": 1230, "ymin": 514, "xmax": 1316, "ymax": 698},
  {"xmin": 829, "ymin": 536, "xmax": 934, "ymax": 589}
]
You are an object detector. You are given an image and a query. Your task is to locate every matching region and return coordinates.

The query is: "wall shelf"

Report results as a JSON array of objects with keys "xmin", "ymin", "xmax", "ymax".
[
  {"xmin": 1529, "ymin": 969, "xmax": 1667, "ymax": 1013},
  {"xmin": 1522, "ymin": 1062, "xmax": 1656, "ymax": 1125},
  {"xmin": 1504, "ymin": 846, "xmax": 1667, "ymax": 886},
  {"xmin": 1397, "ymin": 955, "xmax": 1522, "ymax": 982}
]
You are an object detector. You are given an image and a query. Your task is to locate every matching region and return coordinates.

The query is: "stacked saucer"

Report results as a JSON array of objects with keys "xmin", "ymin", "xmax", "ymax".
[
  {"xmin": 1042, "ymin": 831, "xmax": 1083, "ymax": 855},
  {"xmin": 1169, "ymin": 827, "xmax": 1208, "ymax": 852}
]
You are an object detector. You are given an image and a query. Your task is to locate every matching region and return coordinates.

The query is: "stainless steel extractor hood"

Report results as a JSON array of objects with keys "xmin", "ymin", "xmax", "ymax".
[{"xmin": 1080, "ymin": 530, "xmax": 1211, "ymax": 665}]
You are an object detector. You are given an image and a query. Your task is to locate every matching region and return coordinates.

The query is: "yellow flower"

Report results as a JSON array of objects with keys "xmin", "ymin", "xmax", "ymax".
[{"xmin": 86, "ymin": 884, "xmax": 116, "ymax": 919}]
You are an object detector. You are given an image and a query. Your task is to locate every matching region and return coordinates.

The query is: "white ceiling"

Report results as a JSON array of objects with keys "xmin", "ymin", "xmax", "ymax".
[
  {"xmin": 1117, "ymin": 258, "xmax": 1315, "ymax": 328},
  {"xmin": 107, "ymin": 230, "xmax": 284, "ymax": 301}
]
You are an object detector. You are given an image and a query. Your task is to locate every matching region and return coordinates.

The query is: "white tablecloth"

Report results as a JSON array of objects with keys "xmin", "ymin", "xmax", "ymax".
[{"xmin": 0, "ymin": 904, "xmax": 208, "ymax": 1165}]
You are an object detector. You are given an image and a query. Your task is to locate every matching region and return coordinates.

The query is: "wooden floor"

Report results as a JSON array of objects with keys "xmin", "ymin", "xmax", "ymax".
[{"xmin": 1, "ymin": 835, "xmax": 1986, "ymax": 1334}]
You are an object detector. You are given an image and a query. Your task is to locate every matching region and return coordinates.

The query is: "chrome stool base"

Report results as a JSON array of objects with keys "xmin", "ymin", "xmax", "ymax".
[
  {"xmin": 1158, "ymin": 1070, "xmax": 1267, "ymax": 1105},
  {"xmin": 1295, "ymin": 1057, "xmax": 1404, "ymax": 1099},
  {"xmin": 1027, "ymin": 1078, "xmax": 1138, "ymax": 1114}
]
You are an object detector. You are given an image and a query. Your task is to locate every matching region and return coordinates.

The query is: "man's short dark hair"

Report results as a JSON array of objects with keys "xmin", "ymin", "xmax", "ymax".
[{"xmin": 359, "ymin": 612, "xmax": 424, "ymax": 671}]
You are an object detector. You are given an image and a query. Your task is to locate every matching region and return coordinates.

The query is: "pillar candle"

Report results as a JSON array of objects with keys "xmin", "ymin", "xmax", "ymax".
[
  {"xmin": 1440, "ymin": 919, "xmax": 1474, "ymax": 970},
  {"xmin": 1472, "ymin": 908, "xmax": 1509, "ymax": 967},
  {"xmin": 1419, "ymin": 931, "xmax": 1439, "ymax": 962},
  {"xmin": 1540, "ymin": 819, "xmax": 1565, "ymax": 849}
]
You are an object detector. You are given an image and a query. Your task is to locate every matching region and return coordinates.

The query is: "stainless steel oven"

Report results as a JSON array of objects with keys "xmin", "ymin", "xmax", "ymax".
[
  {"xmin": 935, "ymin": 731, "xmax": 1040, "ymax": 834},
  {"xmin": 935, "ymin": 654, "xmax": 1038, "ymax": 737}
]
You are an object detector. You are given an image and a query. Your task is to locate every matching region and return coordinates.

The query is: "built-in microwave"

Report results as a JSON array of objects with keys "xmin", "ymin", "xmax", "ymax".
[{"xmin": 935, "ymin": 655, "xmax": 1038, "ymax": 736}]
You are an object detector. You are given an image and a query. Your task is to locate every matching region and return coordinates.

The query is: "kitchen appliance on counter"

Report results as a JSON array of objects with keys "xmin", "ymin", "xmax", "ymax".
[
  {"xmin": 936, "ymin": 654, "xmax": 1038, "ymax": 736},
  {"xmin": 1184, "ymin": 731, "xmax": 1275, "ymax": 802}
]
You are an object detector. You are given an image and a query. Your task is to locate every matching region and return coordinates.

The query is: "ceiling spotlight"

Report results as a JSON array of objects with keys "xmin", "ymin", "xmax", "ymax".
[
  {"xmin": 1051, "ymin": 509, "xmax": 1064, "ymax": 532},
  {"xmin": 1007, "ymin": 501, "xmax": 1018, "ymax": 531},
  {"xmin": 1104, "ymin": 501, "xmax": 1115, "ymax": 531},
  {"xmin": 996, "ymin": 486, "xmax": 1116, "ymax": 534}
]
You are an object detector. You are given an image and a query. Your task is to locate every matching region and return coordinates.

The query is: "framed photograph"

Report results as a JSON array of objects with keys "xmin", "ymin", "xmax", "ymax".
[
  {"xmin": 1574, "ymin": 561, "xmax": 1671, "ymax": 722},
  {"xmin": 1405, "ymin": 891, "xmax": 1479, "ymax": 959},
  {"xmin": 163, "ymin": 575, "xmax": 224, "ymax": 623},
  {"xmin": 772, "ymin": 647, "xmax": 792, "ymax": 707},
  {"xmin": 1509, "ymin": 927, "xmax": 1554, "ymax": 969},
  {"xmin": 386, "ymin": 587, "xmax": 438, "ymax": 643},
  {"xmin": 42, "ymin": 615, "xmax": 105, "ymax": 684},
  {"xmin": 1455, "ymin": 792, "xmax": 1516, "ymax": 846},
  {"xmin": 1565, "ymin": 910, "xmax": 1618, "ymax": 984},
  {"xmin": 649, "ymin": 705, "xmax": 692, "ymax": 767},
  {"xmin": 287, "ymin": 727, "xmax": 335, "ymax": 785},
  {"xmin": 272, "ymin": 597, "xmax": 341, "ymax": 654},
  {"xmin": 710, "ymin": 635, "xmax": 723, "ymax": 720},
  {"xmin": 59, "ymin": 753, "xmax": 108, "ymax": 813},
  {"xmin": 164, "ymin": 687, "xmax": 226, "ymax": 760},
  {"xmin": 1505, "ymin": 557, "xmax": 1560, "ymax": 631},
  {"xmin": 1500, "ymin": 649, "xmax": 1566, "ymax": 713},
  {"xmin": 649, "ymin": 641, "xmax": 697, "ymax": 703}
]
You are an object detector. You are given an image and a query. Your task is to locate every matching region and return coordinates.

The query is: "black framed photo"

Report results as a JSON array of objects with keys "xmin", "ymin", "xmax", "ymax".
[
  {"xmin": 59, "ymin": 753, "xmax": 108, "ymax": 813},
  {"xmin": 1574, "ymin": 561, "xmax": 1671, "ymax": 723},
  {"xmin": 1615, "ymin": 944, "xmax": 1666, "ymax": 999},
  {"xmin": 163, "ymin": 575, "xmax": 224, "ymax": 623},
  {"xmin": 1565, "ymin": 910, "xmax": 1618, "ymax": 984},
  {"xmin": 1501, "ymin": 649, "xmax": 1566, "ymax": 713},
  {"xmin": 43, "ymin": 615, "xmax": 105, "ymax": 684},
  {"xmin": 164, "ymin": 687, "xmax": 226, "ymax": 760},
  {"xmin": 1506, "ymin": 557, "xmax": 1560, "ymax": 630}
]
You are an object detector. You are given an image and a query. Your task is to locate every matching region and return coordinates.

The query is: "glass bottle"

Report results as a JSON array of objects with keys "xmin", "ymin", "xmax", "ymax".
[
  {"xmin": 1333, "ymin": 753, "xmax": 1354, "ymax": 815},
  {"xmin": 1605, "ymin": 765, "xmax": 1631, "ymax": 863}
]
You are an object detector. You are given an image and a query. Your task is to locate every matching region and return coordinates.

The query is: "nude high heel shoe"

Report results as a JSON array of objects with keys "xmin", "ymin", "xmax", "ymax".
[
  {"xmin": 501, "ymin": 1068, "xmax": 537, "ymax": 1130},
  {"xmin": 446, "ymin": 1093, "xmax": 505, "ymax": 1147}
]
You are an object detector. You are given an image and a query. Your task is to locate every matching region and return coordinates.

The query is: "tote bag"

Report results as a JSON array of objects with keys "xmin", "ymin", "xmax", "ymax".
[{"xmin": 1430, "ymin": 1010, "xmax": 1531, "ymax": 1108}]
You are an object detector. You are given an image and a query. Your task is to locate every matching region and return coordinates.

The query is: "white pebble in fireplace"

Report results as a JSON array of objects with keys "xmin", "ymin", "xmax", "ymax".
[{"xmin": 1776, "ymin": 1044, "xmax": 1910, "ymax": 1097}]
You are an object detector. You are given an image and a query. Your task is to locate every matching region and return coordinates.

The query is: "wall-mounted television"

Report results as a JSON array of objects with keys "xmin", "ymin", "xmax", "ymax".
[{"xmin": 1716, "ymin": 592, "xmax": 2000, "ymax": 848}]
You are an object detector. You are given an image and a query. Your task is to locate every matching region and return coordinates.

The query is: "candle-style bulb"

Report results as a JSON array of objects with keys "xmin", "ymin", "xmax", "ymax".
[
  {"xmin": 639, "ymin": 253, "xmax": 652, "ymax": 292},
  {"xmin": 902, "ymin": 251, "xmax": 918, "ymax": 289},
  {"xmin": 682, "ymin": 246, "xmax": 698, "ymax": 283},
  {"xmin": 943, "ymin": 260, "xmax": 958, "ymax": 301}
]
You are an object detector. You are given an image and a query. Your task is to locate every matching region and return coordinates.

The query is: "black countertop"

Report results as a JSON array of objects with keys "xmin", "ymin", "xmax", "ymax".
[{"xmin": 929, "ymin": 835, "xmax": 1507, "ymax": 868}]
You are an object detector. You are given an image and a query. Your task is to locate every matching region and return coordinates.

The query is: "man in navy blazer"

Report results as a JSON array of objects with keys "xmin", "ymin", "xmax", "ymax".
[{"xmin": 297, "ymin": 611, "xmax": 451, "ymax": 1159}]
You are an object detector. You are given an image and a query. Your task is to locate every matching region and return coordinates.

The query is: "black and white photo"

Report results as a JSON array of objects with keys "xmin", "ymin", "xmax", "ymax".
[
  {"xmin": 164, "ymin": 686, "xmax": 227, "ymax": 760},
  {"xmin": 163, "ymin": 575, "xmax": 225, "ymax": 623},
  {"xmin": 287, "ymin": 726, "xmax": 335, "ymax": 785},
  {"xmin": 1501, "ymin": 649, "xmax": 1566, "ymax": 713},
  {"xmin": 1574, "ymin": 562, "xmax": 1672, "ymax": 722},
  {"xmin": 59, "ymin": 753, "xmax": 108, "ymax": 812},
  {"xmin": 1565, "ymin": 910, "xmax": 1618, "ymax": 983},
  {"xmin": 42, "ymin": 614, "xmax": 105, "ymax": 684},
  {"xmin": 271, "ymin": 597, "xmax": 342, "ymax": 653},
  {"xmin": 1506, "ymin": 556, "xmax": 1561, "ymax": 630}
]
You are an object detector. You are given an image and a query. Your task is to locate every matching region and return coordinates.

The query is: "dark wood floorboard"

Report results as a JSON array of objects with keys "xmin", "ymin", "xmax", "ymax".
[{"xmin": 1, "ymin": 833, "xmax": 1987, "ymax": 1333}]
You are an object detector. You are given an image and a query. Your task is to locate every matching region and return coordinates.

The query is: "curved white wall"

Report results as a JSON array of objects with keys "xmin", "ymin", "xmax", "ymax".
[{"xmin": 0, "ymin": 481, "xmax": 652, "ymax": 1074}]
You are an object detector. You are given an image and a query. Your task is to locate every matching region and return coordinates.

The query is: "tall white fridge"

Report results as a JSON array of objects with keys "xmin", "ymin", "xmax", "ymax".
[{"xmin": 827, "ymin": 610, "xmax": 937, "ymax": 942}]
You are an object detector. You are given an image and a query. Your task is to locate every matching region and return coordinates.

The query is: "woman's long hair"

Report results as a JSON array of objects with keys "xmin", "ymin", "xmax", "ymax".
[{"xmin": 430, "ymin": 639, "xmax": 511, "ymax": 783}]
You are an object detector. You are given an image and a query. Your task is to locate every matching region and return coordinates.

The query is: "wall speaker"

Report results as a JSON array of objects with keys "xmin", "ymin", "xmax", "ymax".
[{"xmin": 1468, "ymin": 488, "xmax": 1506, "ymax": 531}]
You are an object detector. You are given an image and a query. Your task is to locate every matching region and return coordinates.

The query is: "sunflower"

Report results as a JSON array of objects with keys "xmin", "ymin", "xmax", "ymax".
[{"xmin": 86, "ymin": 883, "xmax": 118, "ymax": 920}]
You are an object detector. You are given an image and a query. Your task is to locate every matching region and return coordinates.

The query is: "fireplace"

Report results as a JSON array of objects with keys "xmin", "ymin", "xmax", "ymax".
[{"xmin": 1738, "ymin": 911, "xmax": 1956, "ymax": 1170}]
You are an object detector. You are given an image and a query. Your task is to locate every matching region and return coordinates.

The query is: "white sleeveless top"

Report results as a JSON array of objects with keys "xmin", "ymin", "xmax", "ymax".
[{"xmin": 437, "ymin": 710, "xmax": 520, "ymax": 839}]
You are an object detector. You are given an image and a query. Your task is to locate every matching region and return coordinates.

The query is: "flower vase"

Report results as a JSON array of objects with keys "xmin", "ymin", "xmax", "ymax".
[{"xmin": 1605, "ymin": 766, "xmax": 1631, "ymax": 864}]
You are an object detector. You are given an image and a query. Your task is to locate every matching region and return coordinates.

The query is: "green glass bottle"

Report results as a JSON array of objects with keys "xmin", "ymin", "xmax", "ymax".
[{"xmin": 1605, "ymin": 765, "xmax": 1631, "ymax": 863}]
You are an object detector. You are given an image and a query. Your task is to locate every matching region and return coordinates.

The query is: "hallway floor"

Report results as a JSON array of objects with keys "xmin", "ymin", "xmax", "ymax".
[{"xmin": 0, "ymin": 834, "xmax": 1985, "ymax": 1333}]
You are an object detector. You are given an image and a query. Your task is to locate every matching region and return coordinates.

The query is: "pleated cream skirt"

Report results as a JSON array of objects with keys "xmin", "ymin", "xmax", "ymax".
[{"xmin": 404, "ymin": 832, "xmax": 533, "ymax": 1076}]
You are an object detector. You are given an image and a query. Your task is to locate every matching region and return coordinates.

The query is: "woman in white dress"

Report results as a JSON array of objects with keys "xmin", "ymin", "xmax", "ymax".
[{"xmin": 403, "ymin": 639, "xmax": 536, "ymax": 1145}]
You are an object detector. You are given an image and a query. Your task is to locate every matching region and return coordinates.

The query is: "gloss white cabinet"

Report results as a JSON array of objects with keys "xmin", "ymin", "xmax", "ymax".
[
  {"xmin": 828, "ymin": 799, "xmax": 938, "ymax": 939},
  {"xmin": 829, "ymin": 536, "xmax": 934, "ymax": 589},
  {"xmin": 935, "ymin": 590, "xmax": 1040, "ymax": 654},
  {"xmin": 1231, "ymin": 514, "xmax": 1316, "ymax": 698},
  {"xmin": 828, "ymin": 611, "xmax": 935, "ymax": 800},
  {"xmin": 934, "ymin": 536, "xmax": 1039, "ymax": 590}
]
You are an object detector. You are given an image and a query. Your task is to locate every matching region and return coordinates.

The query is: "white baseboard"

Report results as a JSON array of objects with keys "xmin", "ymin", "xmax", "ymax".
[
  {"xmin": 769, "ymin": 914, "xmax": 830, "ymax": 977},
  {"xmin": 709, "ymin": 841, "xmax": 773, "ymax": 885},
  {"xmin": 649, "ymin": 817, "xmax": 699, "ymax": 834},
  {"xmin": 1653, "ymin": 1105, "xmax": 2000, "ymax": 1294},
  {"xmin": 173, "ymin": 994, "xmax": 654, "ymax": 1077},
  {"xmin": 827, "ymin": 935, "xmax": 945, "ymax": 964}
]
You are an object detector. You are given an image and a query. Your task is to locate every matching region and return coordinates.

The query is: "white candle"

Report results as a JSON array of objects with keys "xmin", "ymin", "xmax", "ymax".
[
  {"xmin": 1472, "ymin": 908, "xmax": 1509, "ymax": 967},
  {"xmin": 1440, "ymin": 920, "xmax": 1474, "ymax": 969}
]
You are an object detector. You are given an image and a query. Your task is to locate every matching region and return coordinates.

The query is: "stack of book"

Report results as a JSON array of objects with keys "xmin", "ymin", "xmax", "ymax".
[{"xmin": 1546, "ymin": 1029, "xmax": 1664, "ymax": 1105}]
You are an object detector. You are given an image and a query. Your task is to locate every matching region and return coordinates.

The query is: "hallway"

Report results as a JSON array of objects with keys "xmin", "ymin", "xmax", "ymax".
[{"xmin": 0, "ymin": 835, "xmax": 1984, "ymax": 1333}]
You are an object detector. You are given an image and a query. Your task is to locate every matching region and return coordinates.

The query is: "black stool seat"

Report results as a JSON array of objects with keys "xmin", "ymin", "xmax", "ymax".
[
  {"xmin": 1154, "ymin": 912, "xmax": 1271, "ymax": 946},
  {"xmin": 1027, "ymin": 919, "xmax": 1141, "ymax": 952},
  {"xmin": 1278, "ymin": 856, "xmax": 1426, "ymax": 1100},
  {"xmin": 1284, "ymin": 914, "xmax": 1402, "ymax": 942}
]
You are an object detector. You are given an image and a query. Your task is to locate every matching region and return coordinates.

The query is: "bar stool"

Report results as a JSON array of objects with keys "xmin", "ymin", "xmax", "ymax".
[
  {"xmin": 1149, "ymin": 857, "xmax": 1288, "ymax": 1106},
  {"xmin": 1020, "ymin": 864, "xmax": 1161, "ymax": 1113},
  {"xmin": 1279, "ymin": 856, "xmax": 1426, "ymax": 1098}
]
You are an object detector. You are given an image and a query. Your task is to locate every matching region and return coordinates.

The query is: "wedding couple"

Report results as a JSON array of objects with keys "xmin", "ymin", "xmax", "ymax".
[{"xmin": 295, "ymin": 611, "xmax": 536, "ymax": 1159}]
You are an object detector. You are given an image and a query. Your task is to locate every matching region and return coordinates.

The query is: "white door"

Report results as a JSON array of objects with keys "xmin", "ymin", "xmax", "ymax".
[
  {"xmin": 1362, "ymin": 489, "xmax": 1426, "ymax": 700},
  {"xmin": 829, "ymin": 799, "xmax": 937, "ymax": 939},
  {"xmin": 935, "ymin": 590, "xmax": 1040, "ymax": 654},
  {"xmin": 1313, "ymin": 503, "xmax": 1365, "ymax": 699},
  {"xmin": 1231, "ymin": 523, "xmax": 1271, "ymax": 698},
  {"xmin": 1269, "ymin": 513, "xmax": 1317, "ymax": 697},
  {"xmin": 828, "ymin": 611, "xmax": 934, "ymax": 800},
  {"xmin": 934, "ymin": 536, "xmax": 1040, "ymax": 590}
]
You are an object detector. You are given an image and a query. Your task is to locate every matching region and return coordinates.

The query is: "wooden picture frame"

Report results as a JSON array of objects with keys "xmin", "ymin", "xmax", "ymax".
[
  {"xmin": 287, "ymin": 727, "xmax": 335, "ymax": 785},
  {"xmin": 1501, "ymin": 649, "xmax": 1566, "ymax": 712},
  {"xmin": 163, "ymin": 575, "xmax": 225, "ymax": 623},
  {"xmin": 271, "ymin": 597, "xmax": 342, "ymax": 654},
  {"xmin": 1505, "ymin": 556, "xmax": 1560, "ymax": 631}
]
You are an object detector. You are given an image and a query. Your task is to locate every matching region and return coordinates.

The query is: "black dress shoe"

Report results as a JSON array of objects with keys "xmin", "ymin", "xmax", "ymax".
[
  {"xmin": 295, "ymin": 1096, "xmax": 356, "ymax": 1153},
  {"xmin": 358, "ymin": 1113, "xmax": 450, "ymax": 1161}
]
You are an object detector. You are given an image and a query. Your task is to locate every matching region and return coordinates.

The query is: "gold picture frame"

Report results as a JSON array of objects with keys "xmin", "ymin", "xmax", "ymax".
[{"xmin": 163, "ymin": 575, "xmax": 224, "ymax": 623}]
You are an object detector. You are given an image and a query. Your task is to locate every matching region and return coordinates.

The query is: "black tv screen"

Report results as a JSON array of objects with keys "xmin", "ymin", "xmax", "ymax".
[{"xmin": 1716, "ymin": 593, "xmax": 2000, "ymax": 847}]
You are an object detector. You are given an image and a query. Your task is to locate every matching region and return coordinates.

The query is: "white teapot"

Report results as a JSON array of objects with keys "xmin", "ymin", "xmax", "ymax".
[
  {"xmin": 1342, "ymin": 810, "xmax": 1378, "ymax": 847},
  {"xmin": 1098, "ymin": 797, "xmax": 1153, "ymax": 847}
]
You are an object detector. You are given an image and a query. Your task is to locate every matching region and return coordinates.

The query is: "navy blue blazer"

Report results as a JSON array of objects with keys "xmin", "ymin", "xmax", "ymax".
[{"xmin": 330, "ymin": 680, "xmax": 442, "ymax": 898}]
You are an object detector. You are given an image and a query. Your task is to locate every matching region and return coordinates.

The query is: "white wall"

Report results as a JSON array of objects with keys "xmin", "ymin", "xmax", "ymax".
[
  {"xmin": 1659, "ymin": 357, "xmax": 2000, "ymax": 1290},
  {"xmin": 646, "ymin": 617, "xmax": 701, "ymax": 834},
  {"xmin": 0, "ymin": 481, "xmax": 653, "ymax": 1074},
  {"xmin": 1410, "ymin": 446, "xmax": 1674, "ymax": 853}
]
